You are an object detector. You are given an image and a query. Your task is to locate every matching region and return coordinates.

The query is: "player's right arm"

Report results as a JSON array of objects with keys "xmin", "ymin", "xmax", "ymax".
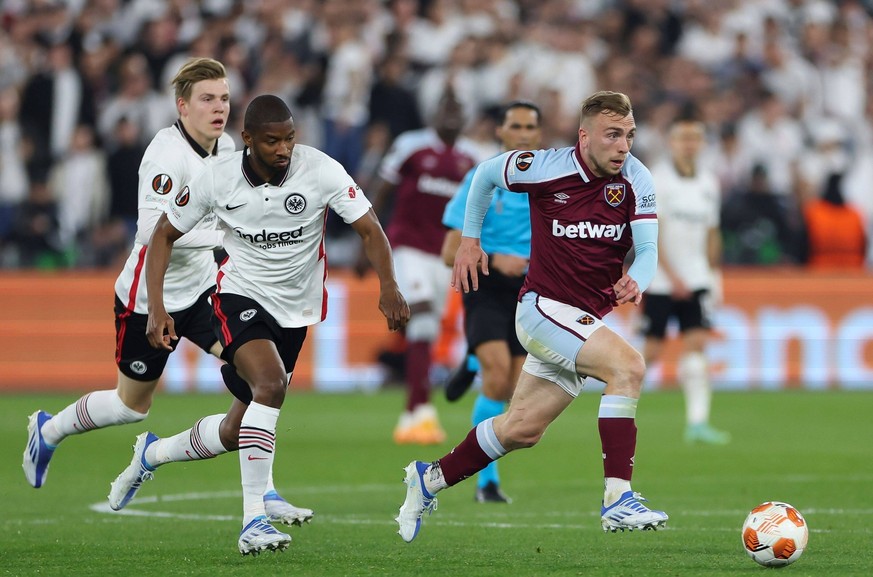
[
  {"xmin": 453, "ymin": 154, "xmax": 510, "ymax": 292},
  {"xmin": 441, "ymin": 167, "xmax": 475, "ymax": 267},
  {"xmin": 144, "ymin": 168, "xmax": 216, "ymax": 349},
  {"xmin": 145, "ymin": 214, "xmax": 185, "ymax": 350}
]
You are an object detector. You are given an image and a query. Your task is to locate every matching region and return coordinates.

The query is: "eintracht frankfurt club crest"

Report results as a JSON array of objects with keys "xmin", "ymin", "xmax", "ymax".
[{"xmin": 285, "ymin": 194, "xmax": 306, "ymax": 215}]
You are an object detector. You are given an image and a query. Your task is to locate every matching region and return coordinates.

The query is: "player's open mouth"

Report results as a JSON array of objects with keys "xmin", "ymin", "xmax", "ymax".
[{"xmin": 212, "ymin": 120, "xmax": 224, "ymax": 128}]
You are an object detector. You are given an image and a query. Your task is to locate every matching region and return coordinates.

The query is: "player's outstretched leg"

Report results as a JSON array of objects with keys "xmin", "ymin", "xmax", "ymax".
[
  {"xmin": 396, "ymin": 461, "xmax": 438, "ymax": 543},
  {"xmin": 238, "ymin": 516, "xmax": 292, "ymax": 556},
  {"xmin": 108, "ymin": 432, "xmax": 158, "ymax": 510},
  {"xmin": 600, "ymin": 491, "xmax": 669, "ymax": 532},
  {"xmin": 23, "ymin": 411, "xmax": 56, "ymax": 488},
  {"xmin": 264, "ymin": 490, "xmax": 314, "ymax": 526}
]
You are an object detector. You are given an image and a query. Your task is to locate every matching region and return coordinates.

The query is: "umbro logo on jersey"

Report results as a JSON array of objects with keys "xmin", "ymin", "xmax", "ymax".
[
  {"xmin": 554, "ymin": 192, "xmax": 570, "ymax": 204},
  {"xmin": 604, "ymin": 183, "xmax": 626, "ymax": 207},
  {"xmin": 151, "ymin": 174, "xmax": 173, "ymax": 195},
  {"xmin": 285, "ymin": 193, "xmax": 306, "ymax": 214},
  {"xmin": 515, "ymin": 151, "xmax": 534, "ymax": 171},
  {"xmin": 226, "ymin": 202, "xmax": 247, "ymax": 211},
  {"xmin": 175, "ymin": 186, "xmax": 190, "ymax": 207},
  {"xmin": 130, "ymin": 361, "xmax": 147, "ymax": 375},
  {"xmin": 240, "ymin": 309, "xmax": 257, "ymax": 321}
]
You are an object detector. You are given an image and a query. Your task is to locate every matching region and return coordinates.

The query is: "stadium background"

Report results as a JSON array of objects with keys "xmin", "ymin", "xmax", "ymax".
[{"xmin": 0, "ymin": 0, "xmax": 871, "ymax": 393}]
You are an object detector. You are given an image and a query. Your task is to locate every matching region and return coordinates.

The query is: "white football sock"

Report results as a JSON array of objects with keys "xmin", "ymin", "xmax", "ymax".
[
  {"xmin": 679, "ymin": 352, "xmax": 710, "ymax": 426},
  {"xmin": 42, "ymin": 390, "xmax": 147, "ymax": 446},
  {"xmin": 239, "ymin": 402, "xmax": 280, "ymax": 526},
  {"xmin": 423, "ymin": 462, "xmax": 448, "ymax": 495},
  {"xmin": 604, "ymin": 477, "xmax": 632, "ymax": 506},
  {"xmin": 145, "ymin": 414, "xmax": 228, "ymax": 468}
]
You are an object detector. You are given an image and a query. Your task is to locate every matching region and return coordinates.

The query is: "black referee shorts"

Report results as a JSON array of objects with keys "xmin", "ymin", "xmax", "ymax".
[{"xmin": 461, "ymin": 270, "xmax": 526, "ymax": 356}]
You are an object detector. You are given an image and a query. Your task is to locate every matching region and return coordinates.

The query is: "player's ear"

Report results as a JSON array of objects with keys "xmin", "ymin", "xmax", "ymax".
[{"xmin": 241, "ymin": 129, "xmax": 252, "ymax": 148}]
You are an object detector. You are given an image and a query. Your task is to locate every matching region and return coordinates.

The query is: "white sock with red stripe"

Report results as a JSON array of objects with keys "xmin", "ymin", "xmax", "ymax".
[
  {"xmin": 239, "ymin": 402, "xmax": 280, "ymax": 526},
  {"xmin": 41, "ymin": 390, "xmax": 147, "ymax": 446},
  {"xmin": 144, "ymin": 414, "xmax": 228, "ymax": 468}
]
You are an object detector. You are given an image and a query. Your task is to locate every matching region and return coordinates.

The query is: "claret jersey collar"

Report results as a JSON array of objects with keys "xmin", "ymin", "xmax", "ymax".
[
  {"xmin": 174, "ymin": 120, "xmax": 219, "ymax": 158},
  {"xmin": 241, "ymin": 146, "xmax": 291, "ymax": 187}
]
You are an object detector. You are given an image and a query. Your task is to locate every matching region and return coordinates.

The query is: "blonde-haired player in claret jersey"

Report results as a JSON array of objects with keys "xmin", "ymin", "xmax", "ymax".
[
  {"xmin": 396, "ymin": 91, "xmax": 669, "ymax": 543},
  {"xmin": 23, "ymin": 59, "xmax": 312, "ymax": 527},
  {"xmin": 133, "ymin": 95, "xmax": 409, "ymax": 554}
]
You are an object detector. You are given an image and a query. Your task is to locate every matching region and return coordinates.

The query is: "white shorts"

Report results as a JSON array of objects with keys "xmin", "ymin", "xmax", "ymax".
[
  {"xmin": 515, "ymin": 291, "xmax": 606, "ymax": 397},
  {"xmin": 393, "ymin": 246, "xmax": 452, "ymax": 315}
]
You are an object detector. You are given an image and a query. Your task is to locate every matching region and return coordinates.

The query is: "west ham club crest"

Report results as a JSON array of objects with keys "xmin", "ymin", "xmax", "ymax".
[{"xmin": 604, "ymin": 183, "xmax": 625, "ymax": 207}]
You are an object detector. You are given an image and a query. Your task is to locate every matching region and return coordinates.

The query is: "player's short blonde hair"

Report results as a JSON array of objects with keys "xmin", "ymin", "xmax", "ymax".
[
  {"xmin": 579, "ymin": 91, "xmax": 633, "ymax": 126},
  {"xmin": 171, "ymin": 57, "xmax": 227, "ymax": 102}
]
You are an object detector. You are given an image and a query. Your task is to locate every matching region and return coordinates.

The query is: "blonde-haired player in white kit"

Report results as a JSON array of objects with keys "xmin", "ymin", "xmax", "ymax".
[
  {"xmin": 23, "ymin": 58, "xmax": 313, "ymax": 526},
  {"xmin": 641, "ymin": 112, "xmax": 730, "ymax": 445}
]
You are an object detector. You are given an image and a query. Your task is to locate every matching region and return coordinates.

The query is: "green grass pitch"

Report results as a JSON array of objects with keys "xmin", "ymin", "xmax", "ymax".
[{"xmin": 2, "ymin": 388, "xmax": 871, "ymax": 576}]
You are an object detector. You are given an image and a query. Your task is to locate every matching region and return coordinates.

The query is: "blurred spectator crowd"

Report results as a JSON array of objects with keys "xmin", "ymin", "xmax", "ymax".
[{"xmin": 0, "ymin": 0, "xmax": 870, "ymax": 269}]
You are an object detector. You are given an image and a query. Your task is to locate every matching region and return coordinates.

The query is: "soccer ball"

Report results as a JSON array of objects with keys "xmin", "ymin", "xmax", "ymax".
[{"xmin": 742, "ymin": 501, "xmax": 809, "ymax": 567}]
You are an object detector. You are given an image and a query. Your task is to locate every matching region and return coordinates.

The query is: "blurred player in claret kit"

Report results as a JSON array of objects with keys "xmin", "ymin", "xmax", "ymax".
[
  {"xmin": 23, "ymin": 58, "xmax": 313, "ymax": 528},
  {"xmin": 396, "ymin": 91, "xmax": 669, "ymax": 542},
  {"xmin": 642, "ymin": 112, "xmax": 729, "ymax": 445},
  {"xmin": 360, "ymin": 86, "xmax": 480, "ymax": 445},
  {"xmin": 135, "ymin": 94, "xmax": 408, "ymax": 555},
  {"xmin": 440, "ymin": 100, "xmax": 542, "ymax": 503}
]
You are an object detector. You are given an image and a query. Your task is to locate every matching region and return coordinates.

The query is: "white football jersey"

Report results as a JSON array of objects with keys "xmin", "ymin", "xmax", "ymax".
[
  {"xmin": 167, "ymin": 144, "xmax": 371, "ymax": 327},
  {"xmin": 115, "ymin": 122, "xmax": 235, "ymax": 313},
  {"xmin": 648, "ymin": 161, "xmax": 721, "ymax": 294}
]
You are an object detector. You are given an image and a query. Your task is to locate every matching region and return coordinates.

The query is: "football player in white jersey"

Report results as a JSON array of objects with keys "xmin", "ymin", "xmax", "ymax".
[
  {"xmin": 642, "ymin": 113, "xmax": 730, "ymax": 445},
  {"xmin": 23, "ymin": 59, "xmax": 313, "ymax": 527},
  {"xmin": 135, "ymin": 95, "xmax": 409, "ymax": 555}
]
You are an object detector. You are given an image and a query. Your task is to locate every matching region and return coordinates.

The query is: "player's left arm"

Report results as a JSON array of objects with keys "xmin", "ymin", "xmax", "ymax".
[
  {"xmin": 617, "ymin": 219, "xmax": 658, "ymax": 306},
  {"xmin": 351, "ymin": 209, "xmax": 410, "ymax": 332},
  {"xmin": 323, "ymin": 156, "xmax": 410, "ymax": 330},
  {"xmin": 616, "ymin": 156, "xmax": 658, "ymax": 305}
]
